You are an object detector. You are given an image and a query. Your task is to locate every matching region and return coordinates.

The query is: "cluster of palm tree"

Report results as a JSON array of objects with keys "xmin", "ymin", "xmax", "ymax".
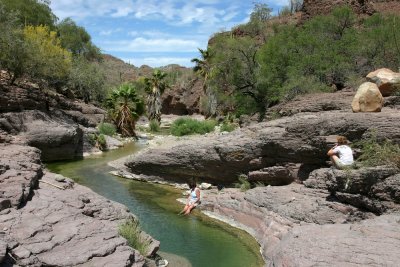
[{"xmin": 105, "ymin": 69, "xmax": 168, "ymax": 137}]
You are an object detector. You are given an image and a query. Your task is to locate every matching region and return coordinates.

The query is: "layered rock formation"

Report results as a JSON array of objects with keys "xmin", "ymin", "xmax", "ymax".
[
  {"xmin": 125, "ymin": 109, "xmax": 400, "ymax": 183},
  {"xmin": 0, "ymin": 137, "xmax": 158, "ymax": 267}
]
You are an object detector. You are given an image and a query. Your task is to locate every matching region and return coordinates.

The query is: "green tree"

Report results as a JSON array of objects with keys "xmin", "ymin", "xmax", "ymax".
[
  {"xmin": 23, "ymin": 25, "xmax": 72, "ymax": 85},
  {"xmin": 68, "ymin": 56, "xmax": 106, "ymax": 103},
  {"xmin": 106, "ymin": 83, "xmax": 145, "ymax": 137},
  {"xmin": 144, "ymin": 70, "xmax": 168, "ymax": 124},
  {"xmin": 191, "ymin": 48, "xmax": 218, "ymax": 117},
  {"xmin": 57, "ymin": 18, "xmax": 101, "ymax": 61},
  {"xmin": 0, "ymin": 3, "xmax": 28, "ymax": 84},
  {"xmin": 0, "ymin": 0, "xmax": 57, "ymax": 28}
]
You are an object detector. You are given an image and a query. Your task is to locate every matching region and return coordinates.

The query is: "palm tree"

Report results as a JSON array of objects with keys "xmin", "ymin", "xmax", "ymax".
[
  {"xmin": 191, "ymin": 48, "xmax": 217, "ymax": 117},
  {"xmin": 105, "ymin": 83, "xmax": 144, "ymax": 137},
  {"xmin": 144, "ymin": 69, "xmax": 167, "ymax": 124}
]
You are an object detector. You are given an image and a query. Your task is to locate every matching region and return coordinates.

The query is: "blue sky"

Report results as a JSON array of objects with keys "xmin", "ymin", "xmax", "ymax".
[{"xmin": 50, "ymin": 0, "xmax": 289, "ymax": 68}]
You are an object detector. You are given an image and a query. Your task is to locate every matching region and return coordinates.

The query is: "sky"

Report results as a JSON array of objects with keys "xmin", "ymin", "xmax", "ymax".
[{"xmin": 50, "ymin": 0, "xmax": 289, "ymax": 68}]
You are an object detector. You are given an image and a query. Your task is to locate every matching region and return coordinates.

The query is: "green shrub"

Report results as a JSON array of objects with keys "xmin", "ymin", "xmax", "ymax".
[
  {"xmin": 170, "ymin": 118, "xmax": 216, "ymax": 136},
  {"xmin": 234, "ymin": 174, "xmax": 251, "ymax": 192},
  {"xmin": 98, "ymin": 122, "xmax": 116, "ymax": 136},
  {"xmin": 220, "ymin": 122, "xmax": 237, "ymax": 132},
  {"xmin": 87, "ymin": 133, "xmax": 97, "ymax": 146},
  {"xmin": 97, "ymin": 134, "xmax": 107, "ymax": 150},
  {"xmin": 118, "ymin": 218, "xmax": 150, "ymax": 255},
  {"xmin": 149, "ymin": 119, "xmax": 160, "ymax": 132},
  {"xmin": 355, "ymin": 134, "xmax": 400, "ymax": 168}
]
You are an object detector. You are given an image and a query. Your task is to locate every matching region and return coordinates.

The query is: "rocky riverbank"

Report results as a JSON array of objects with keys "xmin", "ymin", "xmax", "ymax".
[
  {"xmin": 0, "ymin": 79, "xmax": 160, "ymax": 266},
  {"xmin": 118, "ymin": 87, "xmax": 400, "ymax": 266}
]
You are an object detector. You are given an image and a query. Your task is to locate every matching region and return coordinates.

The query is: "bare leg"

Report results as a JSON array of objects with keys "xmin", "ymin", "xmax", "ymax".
[
  {"xmin": 179, "ymin": 204, "xmax": 190, "ymax": 215},
  {"xmin": 184, "ymin": 204, "xmax": 195, "ymax": 215},
  {"xmin": 330, "ymin": 155, "xmax": 342, "ymax": 169}
]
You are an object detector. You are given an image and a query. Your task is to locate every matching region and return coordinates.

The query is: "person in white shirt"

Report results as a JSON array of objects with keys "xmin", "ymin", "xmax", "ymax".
[{"xmin": 327, "ymin": 136, "xmax": 354, "ymax": 169}]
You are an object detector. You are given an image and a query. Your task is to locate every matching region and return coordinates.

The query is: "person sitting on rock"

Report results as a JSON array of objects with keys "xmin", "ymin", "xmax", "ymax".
[
  {"xmin": 179, "ymin": 178, "xmax": 201, "ymax": 215},
  {"xmin": 327, "ymin": 136, "xmax": 354, "ymax": 169}
]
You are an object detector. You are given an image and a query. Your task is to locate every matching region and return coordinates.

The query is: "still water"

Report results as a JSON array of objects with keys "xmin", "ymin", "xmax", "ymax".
[{"xmin": 47, "ymin": 142, "xmax": 263, "ymax": 267}]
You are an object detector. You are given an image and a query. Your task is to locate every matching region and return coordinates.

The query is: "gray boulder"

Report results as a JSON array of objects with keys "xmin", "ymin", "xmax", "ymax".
[
  {"xmin": 304, "ymin": 167, "xmax": 400, "ymax": 213},
  {"xmin": 125, "ymin": 110, "xmax": 400, "ymax": 183},
  {"xmin": 248, "ymin": 166, "xmax": 294, "ymax": 185}
]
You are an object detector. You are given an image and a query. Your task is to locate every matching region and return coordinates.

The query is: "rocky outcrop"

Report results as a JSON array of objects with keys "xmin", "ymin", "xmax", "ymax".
[
  {"xmin": 200, "ymin": 184, "xmax": 374, "ymax": 264},
  {"xmin": 125, "ymin": 110, "xmax": 400, "ymax": 183},
  {"xmin": 248, "ymin": 166, "xmax": 295, "ymax": 186},
  {"xmin": 267, "ymin": 213, "xmax": 400, "ymax": 267},
  {"xmin": 305, "ymin": 167, "xmax": 400, "ymax": 214},
  {"xmin": 367, "ymin": 68, "xmax": 400, "ymax": 96},
  {"xmin": 0, "ymin": 156, "xmax": 159, "ymax": 267},
  {"xmin": 352, "ymin": 82, "xmax": 384, "ymax": 112},
  {"xmin": 161, "ymin": 77, "xmax": 203, "ymax": 115},
  {"xmin": 0, "ymin": 144, "xmax": 42, "ymax": 211},
  {"xmin": 0, "ymin": 111, "xmax": 83, "ymax": 161}
]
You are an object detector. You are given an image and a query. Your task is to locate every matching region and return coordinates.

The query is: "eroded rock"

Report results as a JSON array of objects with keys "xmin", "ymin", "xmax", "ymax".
[
  {"xmin": 352, "ymin": 82, "xmax": 384, "ymax": 112},
  {"xmin": 367, "ymin": 68, "xmax": 400, "ymax": 96}
]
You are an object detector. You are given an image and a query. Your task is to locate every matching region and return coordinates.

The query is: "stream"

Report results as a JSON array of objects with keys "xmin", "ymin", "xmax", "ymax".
[{"xmin": 47, "ymin": 142, "xmax": 263, "ymax": 267}]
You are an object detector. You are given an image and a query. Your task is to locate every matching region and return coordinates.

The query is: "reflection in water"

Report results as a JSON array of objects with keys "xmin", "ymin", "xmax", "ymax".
[{"xmin": 47, "ymin": 142, "xmax": 263, "ymax": 267}]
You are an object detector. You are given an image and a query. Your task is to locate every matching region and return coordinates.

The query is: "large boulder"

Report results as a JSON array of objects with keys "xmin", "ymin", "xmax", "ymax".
[
  {"xmin": 304, "ymin": 167, "xmax": 400, "ymax": 213},
  {"xmin": 367, "ymin": 68, "xmax": 400, "ymax": 96},
  {"xmin": 0, "ymin": 111, "xmax": 83, "ymax": 161},
  {"xmin": 125, "ymin": 110, "xmax": 400, "ymax": 184},
  {"xmin": 352, "ymin": 82, "xmax": 384, "ymax": 112}
]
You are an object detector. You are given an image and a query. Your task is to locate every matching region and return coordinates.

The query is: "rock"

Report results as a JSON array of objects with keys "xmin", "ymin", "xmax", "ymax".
[
  {"xmin": 105, "ymin": 135, "xmax": 123, "ymax": 150},
  {"xmin": 200, "ymin": 184, "xmax": 370, "ymax": 263},
  {"xmin": 0, "ymin": 171, "xmax": 157, "ymax": 266},
  {"xmin": 0, "ymin": 144, "xmax": 42, "ymax": 211},
  {"xmin": 248, "ymin": 166, "xmax": 294, "ymax": 186},
  {"xmin": 199, "ymin": 183, "xmax": 212, "ymax": 190},
  {"xmin": 125, "ymin": 110, "xmax": 400, "ymax": 184},
  {"xmin": 367, "ymin": 68, "xmax": 400, "ymax": 96},
  {"xmin": 0, "ymin": 235, "xmax": 6, "ymax": 263},
  {"xmin": 304, "ymin": 167, "xmax": 400, "ymax": 213},
  {"xmin": 352, "ymin": 82, "xmax": 384, "ymax": 112},
  {"xmin": 266, "ymin": 214, "xmax": 400, "ymax": 267}
]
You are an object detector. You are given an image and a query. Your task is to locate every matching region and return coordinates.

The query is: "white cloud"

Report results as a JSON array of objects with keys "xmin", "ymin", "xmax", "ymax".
[
  {"xmin": 122, "ymin": 57, "xmax": 194, "ymax": 67},
  {"xmin": 102, "ymin": 37, "xmax": 200, "ymax": 52}
]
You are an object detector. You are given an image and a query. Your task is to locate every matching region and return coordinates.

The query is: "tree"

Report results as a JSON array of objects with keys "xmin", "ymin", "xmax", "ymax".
[
  {"xmin": 68, "ymin": 56, "xmax": 106, "ymax": 103},
  {"xmin": 0, "ymin": 0, "xmax": 57, "ymax": 28},
  {"xmin": 144, "ymin": 70, "xmax": 168, "ymax": 124},
  {"xmin": 23, "ymin": 25, "xmax": 72, "ymax": 85},
  {"xmin": 0, "ymin": 3, "xmax": 28, "ymax": 84},
  {"xmin": 105, "ymin": 83, "xmax": 145, "ymax": 137},
  {"xmin": 57, "ymin": 18, "xmax": 101, "ymax": 61},
  {"xmin": 191, "ymin": 48, "xmax": 218, "ymax": 117}
]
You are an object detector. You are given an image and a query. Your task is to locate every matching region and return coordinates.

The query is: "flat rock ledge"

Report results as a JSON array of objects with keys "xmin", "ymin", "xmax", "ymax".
[
  {"xmin": 200, "ymin": 184, "xmax": 400, "ymax": 267},
  {"xmin": 0, "ymin": 146, "xmax": 159, "ymax": 267}
]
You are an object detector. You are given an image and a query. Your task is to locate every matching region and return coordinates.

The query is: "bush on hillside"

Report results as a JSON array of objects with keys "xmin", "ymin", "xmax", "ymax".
[{"xmin": 170, "ymin": 118, "xmax": 216, "ymax": 136}]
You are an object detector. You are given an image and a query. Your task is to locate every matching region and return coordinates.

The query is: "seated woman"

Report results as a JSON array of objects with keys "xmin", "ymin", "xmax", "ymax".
[
  {"xmin": 327, "ymin": 136, "xmax": 354, "ymax": 169},
  {"xmin": 179, "ymin": 179, "xmax": 201, "ymax": 215}
]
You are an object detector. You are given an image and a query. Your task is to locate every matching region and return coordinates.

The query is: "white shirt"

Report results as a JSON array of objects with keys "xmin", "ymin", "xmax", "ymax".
[{"xmin": 333, "ymin": 145, "xmax": 354, "ymax": 165}]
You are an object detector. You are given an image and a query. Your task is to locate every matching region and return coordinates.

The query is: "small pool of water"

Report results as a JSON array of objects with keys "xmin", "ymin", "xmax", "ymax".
[{"xmin": 47, "ymin": 142, "xmax": 263, "ymax": 267}]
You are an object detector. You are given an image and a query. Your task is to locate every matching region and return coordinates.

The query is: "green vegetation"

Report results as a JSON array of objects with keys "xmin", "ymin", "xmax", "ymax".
[
  {"xmin": 234, "ymin": 174, "xmax": 251, "ymax": 192},
  {"xmin": 118, "ymin": 218, "xmax": 150, "ymax": 256},
  {"xmin": 88, "ymin": 133, "xmax": 107, "ymax": 151},
  {"xmin": 201, "ymin": 4, "xmax": 400, "ymax": 120},
  {"xmin": 0, "ymin": 1, "xmax": 105, "ymax": 103},
  {"xmin": 355, "ymin": 133, "xmax": 400, "ymax": 168},
  {"xmin": 149, "ymin": 119, "xmax": 161, "ymax": 132},
  {"xmin": 144, "ymin": 70, "xmax": 168, "ymax": 124},
  {"xmin": 170, "ymin": 118, "xmax": 216, "ymax": 136},
  {"xmin": 106, "ymin": 83, "xmax": 145, "ymax": 137},
  {"xmin": 98, "ymin": 123, "xmax": 117, "ymax": 136}
]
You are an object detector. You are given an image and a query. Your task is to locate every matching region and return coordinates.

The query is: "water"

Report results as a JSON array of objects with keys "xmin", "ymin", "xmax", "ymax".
[{"xmin": 47, "ymin": 142, "xmax": 263, "ymax": 267}]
